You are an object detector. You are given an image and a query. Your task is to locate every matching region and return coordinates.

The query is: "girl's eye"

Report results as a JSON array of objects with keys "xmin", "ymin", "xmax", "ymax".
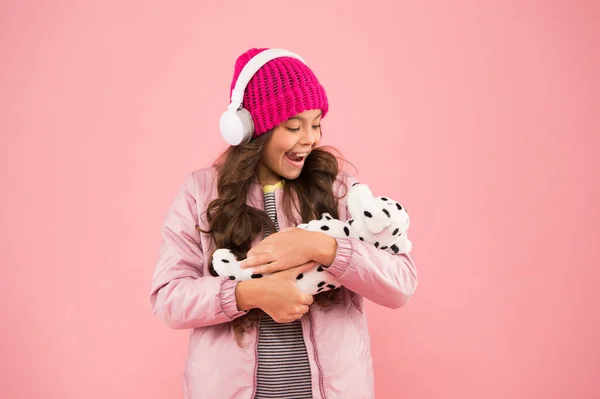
[{"xmin": 286, "ymin": 125, "xmax": 321, "ymax": 132}]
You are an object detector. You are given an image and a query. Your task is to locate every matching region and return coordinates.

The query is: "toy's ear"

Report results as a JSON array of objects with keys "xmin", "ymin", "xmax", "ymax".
[
  {"xmin": 349, "ymin": 183, "xmax": 392, "ymax": 234},
  {"xmin": 361, "ymin": 203, "xmax": 392, "ymax": 234},
  {"xmin": 320, "ymin": 212, "xmax": 334, "ymax": 221},
  {"xmin": 347, "ymin": 183, "xmax": 374, "ymax": 219}
]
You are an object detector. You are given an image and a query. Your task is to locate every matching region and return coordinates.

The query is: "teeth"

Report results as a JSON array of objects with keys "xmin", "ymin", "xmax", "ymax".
[{"xmin": 287, "ymin": 152, "xmax": 307, "ymax": 158}]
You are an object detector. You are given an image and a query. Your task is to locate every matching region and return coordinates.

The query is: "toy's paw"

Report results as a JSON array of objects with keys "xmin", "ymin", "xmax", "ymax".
[
  {"xmin": 212, "ymin": 249, "xmax": 255, "ymax": 281},
  {"xmin": 388, "ymin": 235, "xmax": 412, "ymax": 254},
  {"xmin": 295, "ymin": 263, "xmax": 342, "ymax": 295}
]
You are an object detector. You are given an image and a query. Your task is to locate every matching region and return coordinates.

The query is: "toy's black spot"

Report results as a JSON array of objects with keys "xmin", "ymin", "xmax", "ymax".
[
  {"xmin": 348, "ymin": 219, "xmax": 354, "ymax": 226},
  {"xmin": 382, "ymin": 209, "xmax": 390, "ymax": 218},
  {"xmin": 352, "ymin": 182, "xmax": 360, "ymax": 187},
  {"xmin": 317, "ymin": 266, "xmax": 324, "ymax": 272},
  {"xmin": 396, "ymin": 203, "xmax": 403, "ymax": 211},
  {"xmin": 318, "ymin": 281, "xmax": 326, "ymax": 287},
  {"xmin": 374, "ymin": 242, "xmax": 379, "ymax": 248},
  {"xmin": 320, "ymin": 225, "xmax": 330, "ymax": 231},
  {"xmin": 251, "ymin": 274, "xmax": 263, "ymax": 279},
  {"xmin": 393, "ymin": 228, "xmax": 399, "ymax": 236},
  {"xmin": 381, "ymin": 197, "xmax": 388, "ymax": 201},
  {"xmin": 364, "ymin": 211, "xmax": 373, "ymax": 218},
  {"xmin": 221, "ymin": 259, "xmax": 230, "ymax": 263},
  {"xmin": 381, "ymin": 246, "xmax": 388, "ymax": 250},
  {"xmin": 297, "ymin": 273, "xmax": 304, "ymax": 280},
  {"xmin": 229, "ymin": 276, "xmax": 236, "ymax": 280},
  {"xmin": 344, "ymin": 226, "xmax": 350, "ymax": 236},
  {"xmin": 317, "ymin": 287, "xmax": 324, "ymax": 293},
  {"xmin": 327, "ymin": 284, "xmax": 336, "ymax": 289},
  {"xmin": 391, "ymin": 244, "xmax": 399, "ymax": 253},
  {"xmin": 325, "ymin": 215, "xmax": 332, "ymax": 220},
  {"xmin": 359, "ymin": 237, "xmax": 364, "ymax": 241}
]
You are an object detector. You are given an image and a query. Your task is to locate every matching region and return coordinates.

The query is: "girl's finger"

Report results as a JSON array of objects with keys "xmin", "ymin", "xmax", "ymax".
[
  {"xmin": 252, "ymin": 261, "xmax": 282, "ymax": 275},
  {"xmin": 298, "ymin": 305, "xmax": 309, "ymax": 314},
  {"xmin": 240, "ymin": 254, "xmax": 272, "ymax": 269},
  {"xmin": 301, "ymin": 293, "xmax": 314, "ymax": 305},
  {"xmin": 246, "ymin": 245, "xmax": 270, "ymax": 258}
]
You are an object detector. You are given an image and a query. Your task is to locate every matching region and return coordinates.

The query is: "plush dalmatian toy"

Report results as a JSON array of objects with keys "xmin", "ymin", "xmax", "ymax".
[{"xmin": 211, "ymin": 181, "xmax": 412, "ymax": 295}]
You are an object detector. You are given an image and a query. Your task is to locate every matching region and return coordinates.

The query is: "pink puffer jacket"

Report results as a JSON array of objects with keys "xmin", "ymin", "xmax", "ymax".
[{"xmin": 149, "ymin": 166, "xmax": 418, "ymax": 399}]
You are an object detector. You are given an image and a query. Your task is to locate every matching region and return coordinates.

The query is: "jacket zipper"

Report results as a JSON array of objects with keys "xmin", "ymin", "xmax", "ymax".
[
  {"xmin": 251, "ymin": 315, "xmax": 261, "ymax": 399},
  {"xmin": 251, "ymin": 183, "xmax": 264, "ymax": 398},
  {"xmin": 273, "ymin": 188, "xmax": 326, "ymax": 398},
  {"xmin": 308, "ymin": 309, "xmax": 327, "ymax": 399}
]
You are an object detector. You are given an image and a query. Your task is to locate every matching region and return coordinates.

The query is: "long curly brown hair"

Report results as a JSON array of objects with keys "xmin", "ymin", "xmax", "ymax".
[{"xmin": 199, "ymin": 130, "xmax": 350, "ymax": 346}]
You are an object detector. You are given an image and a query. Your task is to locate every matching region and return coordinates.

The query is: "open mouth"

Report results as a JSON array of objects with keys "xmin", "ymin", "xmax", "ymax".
[{"xmin": 284, "ymin": 152, "xmax": 308, "ymax": 163}]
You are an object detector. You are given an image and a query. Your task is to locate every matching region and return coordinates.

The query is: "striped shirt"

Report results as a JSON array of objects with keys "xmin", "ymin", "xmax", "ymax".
[{"xmin": 255, "ymin": 181, "xmax": 313, "ymax": 399}]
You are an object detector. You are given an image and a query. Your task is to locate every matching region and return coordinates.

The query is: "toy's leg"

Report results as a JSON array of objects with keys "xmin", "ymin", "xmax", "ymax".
[
  {"xmin": 211, "ymin": 249, "xmax": 255, "ymax": 281},
  {"xmin": 295, "ymin": 264, "xmax": 342, "ymax": 295}
]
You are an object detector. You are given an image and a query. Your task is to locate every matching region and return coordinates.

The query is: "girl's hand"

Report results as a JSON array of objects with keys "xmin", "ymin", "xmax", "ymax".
[
  {"xmin": 256, "ymin": 261, "xmax": 316, "ymax": 323},
  {"xmin": 241, "ymin": 227, "xmax": 327, "ymax": 274}
]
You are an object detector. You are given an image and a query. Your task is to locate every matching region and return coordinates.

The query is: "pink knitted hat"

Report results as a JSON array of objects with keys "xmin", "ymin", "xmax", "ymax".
[{"xmin": 228, "ymin": 48, "xmax": 329, "ymax": 139}]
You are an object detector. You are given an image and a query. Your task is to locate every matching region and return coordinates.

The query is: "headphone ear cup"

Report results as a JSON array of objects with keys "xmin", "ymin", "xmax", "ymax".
[
  {"xmin": 236, "ymin": 108, "xmax": 254, "ymax": 144},
  {"xmin": 220, "ymin": 108, "xmax": 254, "ymax": 146}
]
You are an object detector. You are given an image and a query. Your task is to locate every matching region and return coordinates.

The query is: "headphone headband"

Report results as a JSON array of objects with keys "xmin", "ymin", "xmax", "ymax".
[
  {"xmin": 228, "ymin": 48, "xmax": 307, "ymax": 111},
  {"xmin": 220, "ymin": 48, "xmax": 307, "ymax": 146}
]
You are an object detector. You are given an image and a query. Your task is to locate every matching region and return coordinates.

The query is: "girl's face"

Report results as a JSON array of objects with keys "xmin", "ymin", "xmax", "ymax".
[{"xmin": 256, "ymin": 109, "xmax": 323, "ymax": 186}]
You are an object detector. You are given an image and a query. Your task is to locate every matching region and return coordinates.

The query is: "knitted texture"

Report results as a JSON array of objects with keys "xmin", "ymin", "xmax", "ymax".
[{"xmin": 229, "ymin": 48, "xmax": 329, "ymax": 139}]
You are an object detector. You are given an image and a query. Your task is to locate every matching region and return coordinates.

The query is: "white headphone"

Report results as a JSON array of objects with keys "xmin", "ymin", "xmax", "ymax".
[{"xmin": 219, "ymin": 48, "xmax": 307, "ymax": 146}]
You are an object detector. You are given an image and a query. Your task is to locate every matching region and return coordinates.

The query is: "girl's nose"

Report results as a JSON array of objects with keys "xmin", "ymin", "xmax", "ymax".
[{"xmin": 301, "ymin": 127, "xmax": 318, "ymax": 145}]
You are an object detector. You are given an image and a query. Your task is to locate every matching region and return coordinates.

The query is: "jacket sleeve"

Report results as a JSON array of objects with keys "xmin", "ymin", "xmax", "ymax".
[
  {"xmin": 149, "ymin": 172, "xmax": 248, "ymax": 329},
  {"xmin": 325, "ymin": 173, "xmax": 418, "ymax": 309}
]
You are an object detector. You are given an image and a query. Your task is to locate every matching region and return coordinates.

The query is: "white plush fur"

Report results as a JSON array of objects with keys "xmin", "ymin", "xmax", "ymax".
[{"xmin": 212, "ymin": 182, "xmax": 412, "ymax": 295}]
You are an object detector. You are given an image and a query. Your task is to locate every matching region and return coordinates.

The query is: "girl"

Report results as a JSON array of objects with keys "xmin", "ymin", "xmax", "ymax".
[{"xmin": 150, "ymin": 47, "xmax": 418, "ymax": 399}]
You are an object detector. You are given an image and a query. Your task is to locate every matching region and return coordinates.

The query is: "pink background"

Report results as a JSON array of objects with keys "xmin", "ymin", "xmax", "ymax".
[{"xmin": 2, "ymin": 0, "xmax": 599, "ymax": 398}]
